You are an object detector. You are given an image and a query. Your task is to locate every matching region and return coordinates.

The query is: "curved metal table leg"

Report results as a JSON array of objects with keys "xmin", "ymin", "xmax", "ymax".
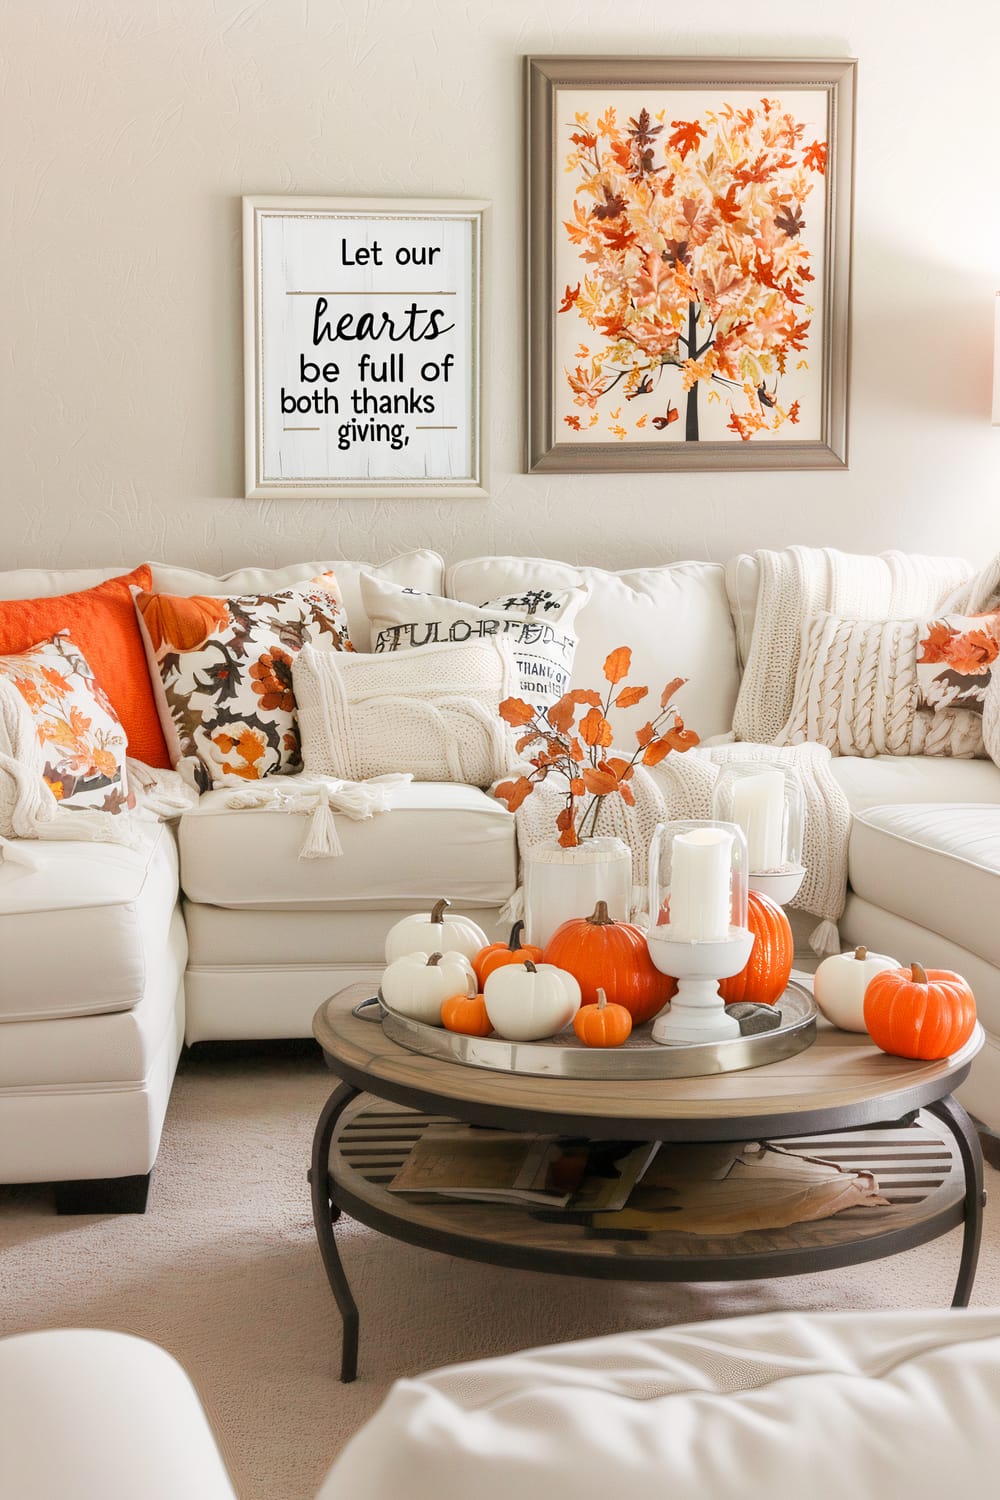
[
  {"xmin": 309, "ymin": 1082, "xmax": 361, "ymax": 1381},
  {"xmin": 926, "ymin": 1094, "xmax": 986, "ymax": 1307}
]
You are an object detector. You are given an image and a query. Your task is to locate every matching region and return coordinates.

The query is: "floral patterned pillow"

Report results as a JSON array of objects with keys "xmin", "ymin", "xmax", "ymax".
[
  {"xmin": 0, "ymin": 631, "xmax": 132, "ymax": 813},
  {"xmin": 134, "ymin": 577, "xmax": 354, "ymax": 789},
  {"xmin": 916, "ymin": 614, "xmax": 1000, "ymax": 711}
]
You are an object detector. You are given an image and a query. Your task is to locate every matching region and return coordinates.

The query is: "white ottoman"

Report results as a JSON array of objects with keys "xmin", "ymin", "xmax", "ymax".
[{"xmin": 323, "ymin": 1309, "xmax": 1000, "ymax": 1500}]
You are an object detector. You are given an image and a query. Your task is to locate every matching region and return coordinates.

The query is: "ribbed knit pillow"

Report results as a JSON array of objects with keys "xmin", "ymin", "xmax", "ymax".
[
  {"xmin": 777, "ymin": 611, "xmax": 987, "ymax": 758},
  {"xmin": 293, "ymin": 639, "xmax": 519, "ymax": 785}
]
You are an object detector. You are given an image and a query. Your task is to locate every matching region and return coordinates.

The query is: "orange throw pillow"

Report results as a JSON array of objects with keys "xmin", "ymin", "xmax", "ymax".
[{"xmin": 0, "ymin": 565, "xmax": 171, "ymax": 767}]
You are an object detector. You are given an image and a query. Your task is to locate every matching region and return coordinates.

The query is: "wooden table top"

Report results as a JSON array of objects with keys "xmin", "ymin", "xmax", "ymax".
[{"xmin": 314, "ymin": 983, "xmax": 983, "ymax": 1142}]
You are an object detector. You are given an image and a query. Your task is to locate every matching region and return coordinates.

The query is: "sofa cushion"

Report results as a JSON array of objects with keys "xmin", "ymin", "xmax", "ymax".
[
  {"xmin": 446, "ymin": 555, "xmax": 739, "ymax": 743},
  {"xmin": 831, "ymin": 753, "xmax": 1000, "ymax": 812},
  {"xmin": 849, "ymin": 803, "xmax": 1000, "ymax": 968},
  {"xmin": 321, "ymin": 1308, "xmax": 1000, "ymax": 1500},
  {"xmin": 151, "ymin": 549, "xmax": 444, "ymax": 652},
  {"xmin": 177, "ymin": 781, "xmax": 517, "ymax": 910},
  {"xmin": 0, "ymin": 821, "xmax": 179, "ymax": 1022}
]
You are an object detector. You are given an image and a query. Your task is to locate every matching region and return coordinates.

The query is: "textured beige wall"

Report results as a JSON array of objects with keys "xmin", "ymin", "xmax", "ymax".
[{"xmin": 2, "ymin": 0, "xmax": 999, "ymax": 574}]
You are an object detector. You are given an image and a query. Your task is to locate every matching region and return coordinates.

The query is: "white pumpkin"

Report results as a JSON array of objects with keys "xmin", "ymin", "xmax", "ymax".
[
  {"xmin": 813, "ymin": 944, "xmax": 900, "ymax": 1032},
  {"xmin": 381, "ymin": 950, "xmax": 476, "ymax": 1027},
  {"xmin": 385, "ymin": 898, "xmax": 489, "ymax": 965},
  {"xmin": 484, "ymin": 960, "xmax": 581, "ymax": 1042}
]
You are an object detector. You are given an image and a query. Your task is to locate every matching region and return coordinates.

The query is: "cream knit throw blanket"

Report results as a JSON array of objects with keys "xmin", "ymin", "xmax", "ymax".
[
  {"xmin": 501, "ymin": 741, "xmax": 851, "ymax": 956},
  {"xmin": 733, "ymin": 546, "xmax": 975, "ymax": 745}
]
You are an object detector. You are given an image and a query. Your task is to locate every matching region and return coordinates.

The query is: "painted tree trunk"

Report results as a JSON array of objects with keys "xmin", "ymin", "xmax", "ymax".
[{"xmin": 684, "ymin": 300, "xmax": 699, "ymax": 441}]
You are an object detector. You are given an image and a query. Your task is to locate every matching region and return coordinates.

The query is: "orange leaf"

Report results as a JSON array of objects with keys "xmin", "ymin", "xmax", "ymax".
[
  {"xmin": 569, "ymin": 777, "xmax": 585, "ymax": 795},
  {"xmin": 663, "ymin": 724, "xmax": 700, "ymax": 751},
  {"xmin": 558, "ymin": 827, "xmax": 580, "ymax": 849},
  {"xmin": 546, "ymin": 695, "xmax": 576, "ymax": 733},
  {"xmin": 568, "ymin": 688, "xmax": 603, "ymax": 707},
  {"xmin": 580, "ymin": 708, "xmax": 613, "ymax": 748},
  {"xmin": 583, "ymin": 766, "xmax": 619, "ymax": 795},
  {"xmin": 636, "ymin": 721, "xmax": 655, "ymax": 748},
  {"xmin": 499, "ymin": 698, "xmax": 535, "ymax": 728},
  {"xmin": 619, "ymin": 782, "xmax": 636, "ymax": 806},
  {"xmin": 494, "ymin": 775, "xmax": 535, "ymax": 811},
  {"xmin": 605, "ymin": 756, "xmax": 634, "ymax": 779},
  {"xmin": 659, "ymin": 676, "xmax": 686, "ymax": 709},
  {"xmin": 615, "ymin": 684, "xmax": 648, "ymax": 707},
  {"xmin": 515, "ymin": 731, "xmax": 541, "ymax": 753},
  {"xmin": 569, "ymin": 739, "xmax": 585, "ymax": 762},
  {"xmin": 642, "ymin": 739, "xmax": 673, "ymax": 767},
  {"xmin": 603, "ymin": 646, "xmax": 632, "ymax": 684},
  {"xmin": 556, "ymin": 804, "xmax": 577, "ymax": 832}
]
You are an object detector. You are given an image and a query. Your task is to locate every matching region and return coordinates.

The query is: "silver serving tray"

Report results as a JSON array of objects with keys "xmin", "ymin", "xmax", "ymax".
[{"xmin": 358, "ymin": 982, "xmax": 817, "ymax": 1080}]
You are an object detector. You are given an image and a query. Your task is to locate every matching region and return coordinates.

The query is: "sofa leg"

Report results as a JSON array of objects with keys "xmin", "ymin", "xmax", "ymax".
[{"xmin": 53, "ymin": 1172, "xmax": 152, "ymax": 1216}]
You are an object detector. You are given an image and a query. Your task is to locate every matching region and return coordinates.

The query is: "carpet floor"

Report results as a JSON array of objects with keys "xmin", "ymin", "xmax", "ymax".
[{"xmin": 1, "ymin": 1043, "xmax": 998, "ymax": 1500}]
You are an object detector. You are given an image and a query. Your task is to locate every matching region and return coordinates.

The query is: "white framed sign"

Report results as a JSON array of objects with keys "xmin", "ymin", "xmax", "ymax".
[{"xmin": 243, "ymin": 195, "xmax": 487, "ymax": 499}]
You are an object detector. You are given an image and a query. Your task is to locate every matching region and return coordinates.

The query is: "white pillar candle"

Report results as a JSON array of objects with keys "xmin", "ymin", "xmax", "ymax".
[
  {"xmin": 668, "ymin": 827, "xmax": 733, "ymax": 941},
  {"xmin": 731, "ymin": 769, "xmax": 785, "ymax": 870}
]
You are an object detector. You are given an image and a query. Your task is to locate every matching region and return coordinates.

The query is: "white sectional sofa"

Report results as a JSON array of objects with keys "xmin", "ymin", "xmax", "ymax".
[{"xmin": 2, "ymin": 546, "xmax": 999, "ymax": 1211}]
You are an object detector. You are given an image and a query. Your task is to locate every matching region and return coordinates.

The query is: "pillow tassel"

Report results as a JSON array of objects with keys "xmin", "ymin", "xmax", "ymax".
[{"xmin": 299, "ymin": 783, "xmax": 343, "ymax": 860}]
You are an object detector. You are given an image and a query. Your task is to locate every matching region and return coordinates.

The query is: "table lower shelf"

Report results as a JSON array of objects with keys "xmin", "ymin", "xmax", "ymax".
[{"xmin": 326, "ymin": 1095, "xmax": 966, "ymax": 1279}]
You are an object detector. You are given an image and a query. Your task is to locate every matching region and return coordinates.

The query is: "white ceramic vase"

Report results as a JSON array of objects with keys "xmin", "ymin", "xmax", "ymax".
[{"xmin": 522, "ymin": 836, "xmax": 632, "ymax": 948}]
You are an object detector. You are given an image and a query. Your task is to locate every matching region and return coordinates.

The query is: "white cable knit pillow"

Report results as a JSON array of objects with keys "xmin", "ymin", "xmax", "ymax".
[
  {"xmin": 293, "ymin": 639, "xmax": 519, "ymax": 785},
  {"xmin": 777, "ymin": 612, "xmax": 985, "ymax": 758}
]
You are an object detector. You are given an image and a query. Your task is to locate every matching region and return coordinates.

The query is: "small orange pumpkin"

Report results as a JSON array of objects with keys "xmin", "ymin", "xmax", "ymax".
[
  {"xmin": 440, "ymin": 992, "xmax": 493, "ymax": 1038},
  {"xmin": 863, "ymin": 963, "xmax": 977, "ymax": 1060},
  {"xmin": 135, "ymin": 591, "xmax": 231, "ymax": 652},
  {"xmin": 474, "ymin": 920, "xmax": 544, "ymax": 986},
  {"xmin": 718, "ymin": 890, "xmax": 793, "ymax": 1005},
  {"xmin": 543, "ymin": 901, "xmax": 676, "ymax": 1024},
  {"xmin": 573, "ymin": 987, "xmax": 632, "ymax": 1048}
]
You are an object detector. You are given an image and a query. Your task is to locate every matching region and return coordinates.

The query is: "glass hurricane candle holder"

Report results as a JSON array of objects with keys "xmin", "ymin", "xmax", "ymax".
[
  {"xmin": 711, "ymin": 762, "xmax": 805, "ymax": 905},
  {"xmin": 645, "ymin": 819, "xmax": 752, "ymax": 1045}
]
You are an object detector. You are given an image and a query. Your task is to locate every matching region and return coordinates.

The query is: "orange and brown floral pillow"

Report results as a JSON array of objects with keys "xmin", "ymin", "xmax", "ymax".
[
  {"xmin": 133, "ymin": 577, "xmax": 353, "ymax": 789},
  {"xmin": 916, "ymin": 614, "xmax": 1000, "ymax": 712},
  {"xmin": 0, "ymin": 631, "xmax": 132, "ymax": 813}
]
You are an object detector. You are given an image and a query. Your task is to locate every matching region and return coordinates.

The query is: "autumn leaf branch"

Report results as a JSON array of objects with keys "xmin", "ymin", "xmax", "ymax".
[{"xmin": 494, "ymin": 646, "xmax": 699, "ymax": 847}]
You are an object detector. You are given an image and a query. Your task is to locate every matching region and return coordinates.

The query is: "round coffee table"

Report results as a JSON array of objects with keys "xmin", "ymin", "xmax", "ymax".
[{"xmin": 311, "ymin": 983, "xmax": 986, "ymax": 1381}]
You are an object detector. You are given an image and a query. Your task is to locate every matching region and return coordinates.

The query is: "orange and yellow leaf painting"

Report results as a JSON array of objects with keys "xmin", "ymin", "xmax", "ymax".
[{"xmin": 556, "ymin": 92, "xmax": 827, "ymax": 444}]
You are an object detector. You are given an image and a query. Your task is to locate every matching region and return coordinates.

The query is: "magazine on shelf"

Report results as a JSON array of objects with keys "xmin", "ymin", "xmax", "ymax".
[{"xmin": 388, "ymin": 1126, "xmax": 659, "ymax": 1211}]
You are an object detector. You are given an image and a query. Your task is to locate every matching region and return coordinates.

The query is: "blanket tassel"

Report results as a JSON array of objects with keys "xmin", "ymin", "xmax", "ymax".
[
  {"xmin": 300, "ymin": 785, "xmax": 343, "ymax": 860},
  {"xmin": 809, "ymin": 918, "xmax": 841, "ymax": 958}
]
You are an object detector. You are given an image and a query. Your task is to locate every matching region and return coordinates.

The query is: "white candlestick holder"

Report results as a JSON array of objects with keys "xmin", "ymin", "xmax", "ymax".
[
  {"xmin": 646, "ymin": 819, "xmax": 753, "ymax": 1045},
  {"xmin": 646, "ymin": 929, "xmax": 754, "ymax": 1044}
]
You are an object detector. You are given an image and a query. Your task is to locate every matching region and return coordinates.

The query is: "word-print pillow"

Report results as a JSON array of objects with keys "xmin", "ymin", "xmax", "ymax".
[
  {"xmin": 0, "ymin": 631, "xmax": 132, "ymax": 812},
  {"xmin": 134, "ymin": 578, "xmax": 354, "ymax": 788},
  {"xmin": 360, "ymin": 574, "xmax": 586, "ymax": 715}
]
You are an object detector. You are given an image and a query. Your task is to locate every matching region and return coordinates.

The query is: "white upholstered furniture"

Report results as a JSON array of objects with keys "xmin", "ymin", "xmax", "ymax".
[
  {"xmin": 6, "ymin": 1312, "xmax": 1000, "ymax": 1499},
  {"xmin": 3, "ymin": 546, "xmax": 1000, "ymax": 1208}
]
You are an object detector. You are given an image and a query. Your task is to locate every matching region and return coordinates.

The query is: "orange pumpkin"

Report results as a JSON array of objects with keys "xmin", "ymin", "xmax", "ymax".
[
  {"xmin": 863, "ymin": 963, "xmax": 977, "ymax": 1060},
  {"xmin": 542, "ymin": 901, "xmax": 676, "ymax": 1024},
  {"xmin": 474, "ymin": 920, "xmax": 544, "ymax": 986},
  {"xmin": 573, "ymin": 987, "xmax": 632, "ymax": 1047},
  {"xmin": 718, "ymin": 890, "xmax": 793, "ymax": 1005},
  {"xmin": 440, "ymin": 992, "xmax": 493, "ymax": 1038},
  {"xmin": 136, "ymin": 591, "xmax": 230, "ymax": 652}
]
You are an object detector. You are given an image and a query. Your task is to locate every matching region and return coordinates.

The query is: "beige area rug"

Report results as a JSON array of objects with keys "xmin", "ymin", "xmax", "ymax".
[{"xmin": 1, "ymin": 1044, "xmax": 999, "ymax": 1500}]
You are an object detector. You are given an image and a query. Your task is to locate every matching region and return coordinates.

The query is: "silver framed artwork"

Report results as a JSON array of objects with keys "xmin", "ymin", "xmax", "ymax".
[
  {"xmin": 243, "ymin": 195, "xmax": 488, "ymax": 499},
  {"xmin": 525, "ymin": 56, "xmax": 856, "ymax": 473}
]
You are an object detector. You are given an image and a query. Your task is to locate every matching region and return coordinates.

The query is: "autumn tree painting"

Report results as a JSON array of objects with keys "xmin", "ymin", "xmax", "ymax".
[{"xmin": 558, "ymin": 97, "xmax": 827, "ymax": 443}]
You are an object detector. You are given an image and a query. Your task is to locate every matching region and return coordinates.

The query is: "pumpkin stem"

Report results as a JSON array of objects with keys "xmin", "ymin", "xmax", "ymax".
[
  {"xmin": 596, "ymin": 987, "xmax": 608, "ymax": 1011},
  {"xmin": 523, "ymin": 959, "xmax": 538, "ymax": 973},
  {"xmin": 430, "ymin": 899, "xmax": 450, "ymax": 924},
  {"xmin": 588, "ymin": 901, "xmax": 614, "ymax": 926},
  {"xmin": 427, "ymin": 952, "xmax": 443, "ymax": 967},
  {"xmin": 911, "ymin": 962, "xmax": 929, "ymax": 985},
  {"xmin": 854, "ymin": 945, "xmax": 868, "ymax": 961},
  {"xmin": 508, "ymin": 920, "xmax": 525, "ymax": 952}
]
